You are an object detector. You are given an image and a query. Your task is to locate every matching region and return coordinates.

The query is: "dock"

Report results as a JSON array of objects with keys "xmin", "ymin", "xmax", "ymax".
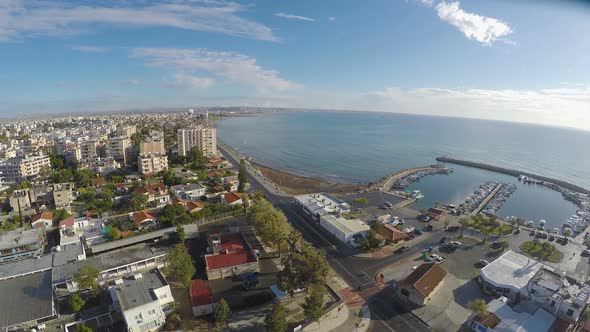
[
  {"xmin": 379, "ymin": 166, "xmax": 439, "ymax": 192},
  {"xmin": 471, "ymin": 183, "xmax": 503, "ymax": 216},
  {"xmin": 436, "ymin": 157, "xmax": 590, "ymax": 195}
]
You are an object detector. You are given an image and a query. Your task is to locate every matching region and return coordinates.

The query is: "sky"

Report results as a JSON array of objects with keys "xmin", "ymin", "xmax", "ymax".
[{"xmin": 1, "ymin": 0, "xmax": 589, "ymax": 130}]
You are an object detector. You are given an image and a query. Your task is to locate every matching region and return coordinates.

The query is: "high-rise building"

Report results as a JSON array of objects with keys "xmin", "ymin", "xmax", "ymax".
[
  {"xmin": 117, "ymin": 125, "xmax": 137, "ymax": 138},
  {"xmin": 80, "ymin": 140, "xmax": 98, "ymax": 161},
  {"xmin": 107, "ymin": 137, "xmax": 133, "ymax": 166},
  {"xmin": 139, "ymin": 131, "xmax": 165, "ymax": 155},
  {"xmin": 138, "ymin": 153, "xmax": 169, "ymax": 175},
  {"xmin": 0, "ymin": 154, "xmax": 51, "ymax": 183},
  {"xmin": 177, "ymin": 125, "xmax": 217, "ymax": 157}
]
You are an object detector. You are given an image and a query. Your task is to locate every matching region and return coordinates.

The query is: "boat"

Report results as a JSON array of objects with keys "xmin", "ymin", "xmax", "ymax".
[{"xmin": 411, "ymin": 190, "xmax": 424, "ymax": 199}]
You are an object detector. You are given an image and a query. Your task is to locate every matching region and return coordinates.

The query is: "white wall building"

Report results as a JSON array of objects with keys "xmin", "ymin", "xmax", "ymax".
[
  {"xmin": 138, "ymin": 153, "xmax": 168, "ymax": 175},
  {"xmin": 177, "ymin": 126, "xmax": 217, "ymax": 157}
]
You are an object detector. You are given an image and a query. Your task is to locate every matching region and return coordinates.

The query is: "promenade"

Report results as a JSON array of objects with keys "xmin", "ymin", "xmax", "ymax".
[{"xmin": 380, "ymin": 166, "xmax": 437, "ymax": 192}]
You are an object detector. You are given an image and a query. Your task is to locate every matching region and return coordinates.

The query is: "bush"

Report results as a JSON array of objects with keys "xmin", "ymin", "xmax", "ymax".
[{"xmin": 164, "ymin": 313, "xmax": 181, "ymax": 330}]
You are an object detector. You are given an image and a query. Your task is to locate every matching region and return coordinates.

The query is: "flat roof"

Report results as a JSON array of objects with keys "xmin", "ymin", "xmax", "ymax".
[
  {"xmin": 488, "ymin": 297, "xmax": 555, "ymax": 332},
  {"xmin": 112, "ymin": 269, "xmax": 168, "ymax": 311},
  {"xmin": 0, "ymin": 270, "xmax": 54, "ymax": 329},
  {"xmin": 480, "ymin": 250, "xmax": 550, "ymax": 295},
  {"xmin": 0, "ymin": 254, "xmax": 52, "ymax": 280},
  {"xmin": 53, "ymin": 242, "xmax": 85, "ymax": 267},
  {"xmin": 90, "ymin": 226, "xmax": 176, "ymax": 254},
  {"xmin": 321, "ymin": 214, "xmax": 370, "ymax": 235},
  {"xmin": 294, "ymin": 193, "xmax": 351, "ymax": 215},
  {"xmin": 52, "ymin": 243, "xmax": 165, "ymax": 284},
  {"xmin": 0, "ymin": 228, "xmax": 42, "ymax": 251}
]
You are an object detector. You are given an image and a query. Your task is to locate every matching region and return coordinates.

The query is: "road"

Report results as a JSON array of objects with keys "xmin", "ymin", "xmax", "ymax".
[{"xmin": 218, "ymin": 142, "xmax": 434, "ymax": 332}]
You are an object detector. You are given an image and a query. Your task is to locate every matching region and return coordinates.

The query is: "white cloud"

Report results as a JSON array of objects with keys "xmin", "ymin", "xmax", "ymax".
[
  {"xmin": 328, "ymin": 17, "xmax": 336, "ymax": 21},
  {"xmin": 132, "ymin": 47, "xmax": 301, "ymax": 92},
  {"xmin": 435, "ymin": 1, "xmax": 512, "ymax": 46},
  {"xmin": 274, "ymin": 13, "xmax": 315, "ymax": 22},
  {"xmin": 168, "ymin": 73, "xmax": 216, "ymax": 89},
  {"xmin": 71, "ymin": 45, "xmax": 110, "ymax": 53},
  {"xmin": 0, "ymin": 0, "xmax": 276, "ymax": 42}
]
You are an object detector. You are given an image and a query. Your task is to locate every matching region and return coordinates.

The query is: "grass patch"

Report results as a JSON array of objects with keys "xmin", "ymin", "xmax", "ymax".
[
  {"xmin": 342, "ymin": 211, "xmax": 362, "ymax": 220},
  {"xmin": 520, "ymin": 240, "xmax": 563, "ymax": 263}
]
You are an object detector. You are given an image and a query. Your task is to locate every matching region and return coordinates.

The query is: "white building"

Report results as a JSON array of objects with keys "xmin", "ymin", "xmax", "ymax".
[
  {"xmin": 138, "ymin": 153, "xmax": 169, "ymax": 175},
  {"xmin": 170, "ymin": 183, "xmax": 206, "ymax": 200},
  {"xmin": 109, "ymin": 269, "xmax": 174, "ymax": 332},
  {"xmin": 294, "ymin": 193, "xmax": 369, "ymax": 246},
  {"xmin": 107, "ymin": 137, "xmax": 133, "ymax": 166},
  {"xmin": 468, "ymin": 296, "xmax": 555, "ymax": 332},
  {"xmin": 0, "ymin": 155, "xmax": 51, "ymax": 183},
  {"xmin": 177, "ymin": 126, "xmax": 217, "ymax": 157}
]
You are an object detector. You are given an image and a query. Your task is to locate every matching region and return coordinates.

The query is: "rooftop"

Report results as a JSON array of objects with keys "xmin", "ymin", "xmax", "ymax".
[
  {"xmin": 400, "ymin": 262, "xmax": 447, "ymax": 298},
  {"xmin": 0, "ymin": 270, "xmax": 54, "ymax": 329},
  {"xmin": 294, "ymin": 192, "xmax": 351, "ymax": 216},
  {"xmin": 190, "ymin": 279, "xmax": 213, "ymax": 307},
  {"xmin": 321, "ymin": 214, "xmax": 370, "ymax": 235},
  {"xmin": 0, "ymin": 254, "xmax": 52, "ymax": 280},
  {"xmin": 112, "ymin": 269, "xmax": 168, "ymax": 311},
  {"xmin": 0, "ymin": 228, "xmax": 43, "ymax": 251},
  {"xmin": 171, "ymin": 183, "xmax": 204, "ymax": 192},
  {"xmin": 486, "ymin": 296, "xmax": 555, "ymax": 332},
  {"xmin": 481, "ymin": 250, "xmax": 550, "ymax": 296}
]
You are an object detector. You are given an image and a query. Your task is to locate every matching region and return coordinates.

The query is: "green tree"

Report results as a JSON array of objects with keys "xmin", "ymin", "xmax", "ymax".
[
  {"xmin": 49, "ymin": 153, "xmax": 66, "ymax": 170},
  {"xmin": 286, "ymin": 229, "xmax": 303, "ymax": 254},
  {"xmin": 16, "ymin": 180, "xmax": 32, "ymax": 189},
  {"xmin": 78, "ymin": 325, "xmax": 93, "ymax": 332},
  {"xmin": 238, "ymin": 159, "xmax": 248, "ymax": 192},
  {"xmin": 354, "ymin": 230, "xmax": 382, "ymax": 251},
  {"xmin": 187, "ymin": 147, "xmax": 207, "ymax": 168},
  {"xmin": 458, "ymin": 217, "xmax": 469, "ymax": 238},
  {"xmin": 163, "ymin": 244, "xmax": 195, "ymax": 288},
  {"xmin": 129, "ymin": 192, "xmax": 148, "ymax": 211},
  {"xmin": 214, "ymin": 298, "xmax": 231, "ymax": 328},
  {"xmin": 469, "ymin": 299, "xmax": 488, "ymax": 317},
  {"xmin": 481, "ymin": 226, "xmax": 492, "ymax": 244},
  {"xmin": 73, "ymin": 265, "xmax": 100, "ymax": 293},
  {"xmin": 265, "ymin": 302, "xmax": 288, "ymax": 332},
  {"xmin": 302, "ymin": 286, "xmax": 325, "ymax": 324},
  {"xmin": 278, "ymin": 244, "xmax": 329, "ymax": 295},
  {"xmin": 563, "ymin": 228, "xmax": 572, "ymax": 237},
  {"xmin": 53, "ymin": 208, "xmax": 71, "ymax": 223},
  {"xmin": 74, "ymin": 169, "xmax": 92, "ymax": 188},
  {"xmin": 106, "ymin": 227, "xmax": 121, "ymax": 241},
  {"xmin": 69, "ymin": 293, "xmax": 85, "ymax": 312},
  {"xmin": 249, "ymin": 199, "xmax": 290, "ymax": 257},
  {"xmin": 162, "ymin": 169, "xmax": 181, "ymax": 186},
  {"xmin": 176, "ymin": 225, "xmax": 186, "ymax": 243}
]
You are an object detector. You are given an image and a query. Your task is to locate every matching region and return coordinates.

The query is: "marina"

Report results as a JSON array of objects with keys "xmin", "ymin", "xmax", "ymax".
[{"xmin": 391, "ymin": 166, "xmax": 453, "ymax": 190}]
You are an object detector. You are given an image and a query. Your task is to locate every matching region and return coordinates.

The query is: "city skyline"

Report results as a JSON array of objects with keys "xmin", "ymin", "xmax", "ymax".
[{"xmin": 1, "ymin": 0, "xmax": 589, "ymax": 130}]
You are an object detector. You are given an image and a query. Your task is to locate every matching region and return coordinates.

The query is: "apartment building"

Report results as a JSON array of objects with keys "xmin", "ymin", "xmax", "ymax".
[
  {"xmin": 52, "ymin": 182, "xmax": 74, "ymax": 211},
  {"xmin": 0, "ymin": 155, "xmax": 51, "ymax": 183},
  {"xmin": 107, "ymin": 137, "xmax": 133, "ymax": 166},
  {"xmin": 80, "ymin": 140, "xmax": 98, "ymax": 160},
  {"xmin": 0, "ymin": 228, "xmax": 45, "ymax": 263},
  {"xmin": 177, "ymin": 125, "xmax": 217, "ymax": 157},
  {"xmin": 138, "ymin": 153, "xmax": 168, "ymax": 175},
  {"xmin": 117, "ymin": 125, "xmax": 137, "ymax": 138},
  {"xmin": 139, "ymin": 131, "xmax": 165, "ymax": 155}
]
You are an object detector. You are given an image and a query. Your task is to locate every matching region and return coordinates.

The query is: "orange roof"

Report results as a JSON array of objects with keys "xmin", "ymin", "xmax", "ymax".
[
  {"xmin": 135, "ymin": 183, "xmax": 167, "ymax": 195},
  {"xmin": 224, "ymin": 192, "xmax": 246, "ymax": 204},
  {"xmin": 91, "ymin": 177, "xmax": 106, "ymax": 186},
  {"xmin": 205, "ymin": 252, "xmax": 253, "ymax": 270},
  {"xmin": 400, "ymin": 263, "xmax": 446, "ymax": 298},
  {"xmin": 380, "ymin": 224, "xmax": 407, "ymax": 241},
  {"xmin": 32, "ymin": 211, "xmax": 53, "ymax": 223},
  {"xmin": 59, "ymin": 216, "xmax": 75, "ymax": 228},
  {"xmin": 133, "ymin": 210, "xmax": 156, "ymax": 224},
  {"xmin": 208, "ymin": 170, "xmax": 223, "ymax": 178},
  {"xmin": 186, "ymin": 201, "xmax": 205, "ymax": 212}
]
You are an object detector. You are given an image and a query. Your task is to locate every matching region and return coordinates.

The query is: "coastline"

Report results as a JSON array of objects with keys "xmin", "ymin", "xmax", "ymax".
[{"xmin": 251, "ymin": 161, "xmax": 367, "ymax": 196}]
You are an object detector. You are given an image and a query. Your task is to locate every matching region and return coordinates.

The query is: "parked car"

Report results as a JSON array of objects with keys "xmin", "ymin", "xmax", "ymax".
[
  {"xmin": 414, "ymin": 229, "xmax": 423, "ymax": 235},
  {"xmin": 514, "ymin": 229, "xmax": 521, "ymax": 235},
  {"xmin": 425, "ymin": 254, "xmax": 441, "ymax": 262},
  {"xmin": 384, "ymin": 201, "xmax": 393, "ymax": 208},
  {"xmin": 241, "ymin": 279, "xmax": 260, "ymax": 290},
  {"xmin": 478, "ymin": 259, "xmax": 490, "ymax": 267},
  {"xmin": 422, "ymin": 216, "xmax": 431, "ymax": 222},
  {"xmin": 440, "ymin": 236, "xmax": 451, "ymax": 244},
  {"xmin": 582, "ymin": 249, "xmax": 590, "ymax": 257},
  {"xmin": 395, "ymin": 246, "xmax": 410, "ymax": 254},
  {"xmin": 449, "ymin": 241, "xmax": 462, "ymax": 247},
  {"xmin": 530, "ymin": 230, "xmax": 536, "ymax": 236},
  {"xmin": 238, "ymin": 271, "xmax": 259, "ymax": 281},
  {"xmin": 548, "ymin": 235, "xmax": 555, "ymax": 242},
  {"xmin": 405, "ymin": 234, "xmax": 415, "ymax": 240},
  {"xmin": 398, "ymin": 219, "xmax": 405, "ymax": 225}
]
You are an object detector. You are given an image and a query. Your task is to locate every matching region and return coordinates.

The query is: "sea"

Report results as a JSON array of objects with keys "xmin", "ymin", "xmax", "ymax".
[{"xmin": 217, "ymin": 110, "xmax": 590, "ymax": 228}]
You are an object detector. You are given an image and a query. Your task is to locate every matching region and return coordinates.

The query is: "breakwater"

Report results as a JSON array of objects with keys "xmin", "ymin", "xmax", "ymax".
[{"xmin": 436, "ymin": 157, "xmax": 590, "ymax": 196}]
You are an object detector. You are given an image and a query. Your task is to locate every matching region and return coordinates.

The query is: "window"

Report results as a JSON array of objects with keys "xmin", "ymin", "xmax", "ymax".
[
  {"xmin": 401, "ymin": 289, "xmax": 409, "ymax": 296},
  {"xmin": 567, "ymin": 308, "xmax": 574, "ymax": 317}
]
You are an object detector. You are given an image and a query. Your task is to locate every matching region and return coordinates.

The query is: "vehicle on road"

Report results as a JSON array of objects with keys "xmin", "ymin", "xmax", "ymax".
[
  {"xmin": 548, "ymin": 235, "xmax": 555, "ymax": 242},
  {"xmin": 384, "ymin": 201, "xmax": 393, "ymax": 208},
  {"xmin": 530, "ymin": 230, "xmax": 536, "ymax": 236},
  {"xmin": 421, "ymin": 216, "xmax": 431, "ymax": 222},
  {"xmin": 425, "ymin": 254, "xmax": 442, "ymax": 262},
  {"xmin": 478, "ymin": 259, "xmax": 490, "ymax": 267},
  {"xmin": 440, "ymin": 236, "xmax": 451, "ymax": 244},
  {"xmin": 582, "ymin": 249, "xmax": 590, "ymax": 257},
  {"xmin": 514, "ymin": 229, "xmax": 520, "ymax": 235},
  {"xmin": 238, "ymin": 271, "xmax": 259, "ymax": 281},
  {"xmin": 241, "ymin": 279, "xmax": 260, "ymax": 290},
  {"xmin": 395, "ymin": 246, "xmax": 410, "ymax": 253}
]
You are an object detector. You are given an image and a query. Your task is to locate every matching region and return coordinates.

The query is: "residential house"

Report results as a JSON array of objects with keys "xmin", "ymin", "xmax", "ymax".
[
  {"xmin": 222, "ymin": 192, "xmax": 248, "ymax": 206},
  {"xmin": 52, "ymin": 182, "xmax": 74, "ymax": 211},
  {"xmin": 204, "ymin": 232, "xmax": 259, "ymax": 280},
  {"xmin": 31, "ymin": 211, "xmax": 53, "ymax": 229},
  {"xmin": 91, "ymin": 177, "xmax": 107, "ymax": 188},
  {"xmin": 379, "ymin": 224, "xmax": 407, "ymax": 243},
  {"xmin": 171, "ymin": 183, "xmax": 206, "ymax": 200},
  {"xmin": 133, "ymin": 210, "xmax": 157, "ymax": 229},
  {"xmin": 426, "ymin": 208, "xmax": 445, "ymax": 221},
  {"xmin": 135, "ymin": 184, "xmax": 170, "ymax": 206},
  {"xmin": 138, "ymin": 153, "xmax": 168, "ymax": 175},
  {"xmin": 397, "ymin": 262, "xmax": 447, "ymax": 306},
  {"xmin": 190, "ymin": 280, "xmax": 214, "ymax": 317},
  {"xmin": 186, "ymin": 201, "xmax": 205, "ymax": 214},
  {"xmin": 207, "ymin": 170, "xmax": 224, "ymax": 179},
  {"xmin": 109, "ymin": 269, "xmax": 174, "ymax": 332}
]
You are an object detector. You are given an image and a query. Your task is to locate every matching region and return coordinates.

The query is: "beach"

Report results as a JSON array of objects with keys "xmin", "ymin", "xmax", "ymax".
[{"xmin": 252, "ymin": 162, "xmax": 366, "ymax": 195}]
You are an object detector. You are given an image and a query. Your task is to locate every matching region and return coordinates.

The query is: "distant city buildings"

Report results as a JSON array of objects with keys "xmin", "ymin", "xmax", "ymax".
[
  {"xmin": 177, "ymin": 125, "xmax": 217, "ymax": 157},
  {"xmin": 0, "ymin": 154, "xmax": 50, "ymax": 183}
]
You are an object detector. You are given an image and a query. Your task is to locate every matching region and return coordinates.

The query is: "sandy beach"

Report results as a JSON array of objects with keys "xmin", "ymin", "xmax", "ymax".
[{"xmin": 252, "ymin": 162, "xmax": 367, "ymax": 195}]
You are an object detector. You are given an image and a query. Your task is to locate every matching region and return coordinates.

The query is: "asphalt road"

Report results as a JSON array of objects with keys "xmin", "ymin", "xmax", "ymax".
[{"xmin": 218, "ymin": 143, "xmax": 436, "ymax": 331}]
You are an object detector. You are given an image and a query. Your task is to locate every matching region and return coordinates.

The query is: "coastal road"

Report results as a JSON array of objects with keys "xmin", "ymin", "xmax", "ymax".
[{"xmin": 218, "ymin": 142, "xmax": 434, "ymax": 332}]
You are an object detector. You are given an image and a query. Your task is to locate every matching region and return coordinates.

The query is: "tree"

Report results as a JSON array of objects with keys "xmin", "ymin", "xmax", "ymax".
[
  {"xmin": 73, "ymin": 265, "xmax": 100, "ymax": 293},
  {"xmin": 238, "ymin": 159, "xmax": 248, "ymax": 192},
  {"xmin": 469, "ymin": 299, "xmax": 488, "ymax": 317},
  {"xmin": 187, "ymin": 147, "xmax": 207, "ymax": 168},
  {"xmin": 50, "ymin": 153, "xmax": 67, "ymax": 170},
  {"xmin": 69, "ymin": 293, "xmax": 85, "ymax": 312},
  {"xmin": 286, "ymin": 229, "xmax": 303, "ymax": 254},
  {"xmin": 278, "ymin": 244, "xmax": 329, "ymax": 295},
  {"xmin": 214, "ymin": 298, "xmax": 231, "ymax": 328},
  {"xmin": 515, "ymin": 217, "xmax": 526, "ymax": 230},
  {"xmin": 508, "ymin": 218, "xmax": 517, "ymax": 231},
  {"xmin": 444, "ymin": 220, "xmax": 449, "ymax": 230},
  {"xmin": 74, "ymin": 169, "xmax": 92, "ymax": 188},
  {"xmin": 481, "ymin": 226, "xmax": 492, "ymax": 244},
  {"xmin": 163, "ymin": 244, "xmax": 195, "ymax": 288},
  {"xmin": 129, "ymin": 192, "xmax": 148, "ymax": 211},
  {"xmin": 176, "ymin": 225, "xmax": 186, "ymax": 243},
  {"xmin": 302, "ymin": 286, "xmax": 325, "ymax": 324},
  {"xmin": 353, "ymin": 230, "xmax": 382, "ymax": 251},
  {"xmin": 162, "ymin": 169, "xmax": 181, "ymax": 186},
  {"xmin": 53, "ymin": 208, "xmax": 71, "ymax": 223},
  {"xmin": 434, "ymin": 201, "xmax": 441, "ymax": 208},
  {"xmin": 563, "ymin": 228, "xmax": 572, "ymax": 237},
  {"xmin": 78, "ymin": 325, "xmax": 93, "ymax": 332},
  {"xmin": 265, "ymin": 302, "xmax": 288, "ymax": 332},
  {"xmin": 249, "ymin": 199, "xmax": 290, "ymax": 257},
  {"xmin": 106, "ymin": 227, "xmax": 121, "ymax": 241}
]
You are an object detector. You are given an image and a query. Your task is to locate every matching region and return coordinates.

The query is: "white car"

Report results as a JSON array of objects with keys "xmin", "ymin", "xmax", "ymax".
[{"xmin": 425, "ymin": 254, "xmax": 441, "ymax": 262}]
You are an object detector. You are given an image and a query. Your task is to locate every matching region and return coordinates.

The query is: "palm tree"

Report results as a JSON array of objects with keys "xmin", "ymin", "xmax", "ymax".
[
  {"xmin": 481, "ymin": 226, "xmax": 492, "ymax": 244},
  {"xmin": 434, "ymin": 201, "xmax": 441, "ymax": 208},
  {"xmin": 516, "ymin": 217, "xmax": 526, "ymax": 230},
  {"xmin": 287, "ymin": 230, "xmax": 303, "ymax": 253},
  {"xmin": 459, "ymin": 217, "xmax": 469, "ymax": 238}
]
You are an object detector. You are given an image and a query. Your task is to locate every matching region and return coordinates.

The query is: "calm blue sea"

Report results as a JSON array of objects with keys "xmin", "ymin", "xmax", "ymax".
[{"xmin": 217, "ymin": 111, "xmax": 590, "ymax": 227}]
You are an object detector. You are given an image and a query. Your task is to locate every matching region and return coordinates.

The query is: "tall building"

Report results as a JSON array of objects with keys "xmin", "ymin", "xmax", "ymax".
[
  {"xmin": 117, "ymin": 125, "xmax": 137, "ymax": 138},
  {"xmin": 138, "ymin": 153, "xmax": 169, "ymax": 175},
  {"xmin": 0, "ymin": 155, "xmax": 51, "ymax": 183},
  {"xmin": 177, "ymin": 125, "xmax": 217, "ymax": 157},
  {"xmin": 139, "ymin": 131, "xmax": 165, "ymax": 155},
  {"xmin": 80, "ymin": 140, "xmax": 98, "ymax": 161},
  {"xmin": 107, "ymin": 137, "xmax": 133, "ymax": 166}
]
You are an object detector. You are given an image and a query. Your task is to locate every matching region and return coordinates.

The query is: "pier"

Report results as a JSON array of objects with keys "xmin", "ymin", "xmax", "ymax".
[
  {"xmin": 471, "ymin": 183, "xmax": 503, "ymax": 216},
  {"xmin": 436, "ymin": 157, "xmax": 590, "ymax": 196},
  {"xmin": 379, "ymin": 165, "xmax": 440, "ymax": 192}
]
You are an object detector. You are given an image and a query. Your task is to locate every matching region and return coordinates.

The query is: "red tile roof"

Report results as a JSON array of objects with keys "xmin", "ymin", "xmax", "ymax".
[
  {"xmin": 190, "ymin": 280, "xmax": 213, "ymax": 307},
  {"xmin": 32, "ymin": 211, "xmax": 53, "ymax": 223},
  {"xmin": 400, "ymin": 263, "xmax": 446, "ymax": 298},
  {"xmin": 215, "ymin": 233, "xmax": 246, "ymax": 253},
  {"xmin": 91, "ymin": 177, "xmax": 106, "ymax": 186},
  {"xmin": 59, "ymin": 216, "xmax": 75, "ymax": 229},
  {"xmin": 133, "ymin": 210, "xmax": 156, "ymax": 224},
  {"xmin": 224, "ymin": 192, "xmax": 246, "ymax": 205},
  {"xmin": 212, "ymin": 186, "xmax": 224, "ymax": 192},
  {"xmin": 186, "ymin": 201, "xmax": 205, "ymax": 212},
  {"xmin": 379, "ymin": 224, "xmax": 407, "ymax": 241},
  {"xmin": 205, "ymin": 252, "xmax": 252, "ymax": 270},
  {"xmin": 208, "ymin": 170, "xmax": 223, "ymax": 178},
  {"xmin": 135, "ymin": 183, "xmax": 167, "ymax": 195}
]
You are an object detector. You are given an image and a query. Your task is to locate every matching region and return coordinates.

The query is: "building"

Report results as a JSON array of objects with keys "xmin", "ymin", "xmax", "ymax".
[
  {"xmin": 0, "ymin": 228, "xmax": 45, "ymax": 263},
  {"xmin": 222, "ymin": 191, "xmax": 248, "ymax": 206},
  {"xmin": 133, "ymin": 210, "xmax": 157, "ymax": 229},
  {"xmin": 52, "ymin": 182, "xmax": 74, "ymax": 210},
  {"xmin": 117, "ymin": 125, "xmax": 137, "ymax": 138},
  {"xmin": 204, "ymin": 232, "xmax": 259, "ymax": 280},
  {"xmin": 80, "ymin": 140, "xmax": 98, "ymax": 160},
  {"xmin": 397, "ymin": 262, "xmax": 446, "ymax": 306},
  {"xmin": 479, "ymin": 250, "xmax": 549, "ymax": 300},
  {"xmin": 0, "ymin": 270, "xmax": 55, "ymax": 331},
  {"xmin": 31, "ymin": 211, "xmax": 53, "ymax": 229},
  {"xmin": 185, "ymin": 201, "xmax": 205, "ymax": 213},
  {"xmin": 135, "ymin": 184, "xmax": 170, "ymax": 206},
  {"xmin": 294, "ymin": 193, "xmax": 370, "ymax": 246},
  {"xmin": 468, "ymin": 296, "xmax": 555, "ymax": 332},
  {"xmin": 177, "ymin": 125, "xmax": 217, "ymax": 157},
  {"xmin": 171, "ymin": 183, "xmax": 206, "ymax": 200},
  {"xmin": 58, "ymin": 216, "xmax": 103, "ymax": 246},
  {"xmin": 138, "ymin": 153, "xmax": 169, "ymax": 175},
  {"xmin": 426, "ymin": 208, "xmax": 445, "ymax": 221},
  {"xmin": 9, "ymin": 188, "xmax": 32, "ymax": 211},
  {"xmin": 379, "ymin": 224, "xmax": 407, "ymax": 243},
  {"xmin": 190, "ymin": 280, "xmax": 214, "ymax": 317},
  {"xmin": 107, "ymin": 137, "xmax": 133, "ymax": 166},
  {"xmin": 109, "ymin": 269, "xmax": 174, "ymax": 332},
  {"xmin": 0, "ymin": 154, "xmax": 51, "ymax": 183},
  {"xmin": 139, "ymin": 134, "xmax": 165, "ymax": 155}
]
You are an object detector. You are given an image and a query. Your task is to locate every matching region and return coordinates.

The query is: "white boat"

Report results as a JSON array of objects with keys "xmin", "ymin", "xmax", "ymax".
[{"xmin": 403, "ymin": 226, "xmax": 415, "ymax": 233}]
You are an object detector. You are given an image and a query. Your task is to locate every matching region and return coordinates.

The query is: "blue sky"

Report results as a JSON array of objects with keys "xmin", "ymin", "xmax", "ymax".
[{"xmin": 1, "ymin": 0, "xmax": 589, "ymax": 130}]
